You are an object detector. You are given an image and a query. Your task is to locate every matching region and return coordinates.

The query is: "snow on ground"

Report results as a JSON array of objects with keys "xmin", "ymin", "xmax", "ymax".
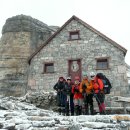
[{"xmin": 0, "ymin": 96, "xmax": 130, "ymax": 130}]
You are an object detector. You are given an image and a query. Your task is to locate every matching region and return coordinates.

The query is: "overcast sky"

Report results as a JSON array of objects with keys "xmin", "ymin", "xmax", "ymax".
[{"xmin": 0, "ymin": 0, "xmax": 130, "ymax": 65}]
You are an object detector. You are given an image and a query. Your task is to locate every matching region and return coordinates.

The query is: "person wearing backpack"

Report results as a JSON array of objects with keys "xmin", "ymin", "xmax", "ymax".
[
  {"xmin": 101, "ymin": 74, "xmax": 112, "ymax": 94},
  {"xmin": 90, "ymin": 72, "xmax": 106, "ymax": 115},
  {"xmin": 79, "ymin": 72, "xmax": 94, "ymax": 115},
  {"xmin": 53, "ymin": 76, "xmax": 66, "ymax": 115},
  {"xmin": 64, "ymin": 77, "xmax": 74, "ymax": 116},
  {"xmin": 72, "ymin": 76, "xmax": 83, "ymax": 115}
]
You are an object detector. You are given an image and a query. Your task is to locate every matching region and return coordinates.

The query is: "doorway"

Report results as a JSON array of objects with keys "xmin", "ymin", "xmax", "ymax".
[{"xmin": 68, "ymin": 59, "xmax": 81, "ymax": 82}]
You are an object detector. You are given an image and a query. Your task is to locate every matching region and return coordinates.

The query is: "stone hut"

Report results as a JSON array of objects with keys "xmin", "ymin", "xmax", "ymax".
[
  {"xmin": 28, "ymin": 15, "xmax": 129, "ymax": 107},
  {"xmin": 0, "ymin": 15, "xmax": 56, "ymax": 96}
]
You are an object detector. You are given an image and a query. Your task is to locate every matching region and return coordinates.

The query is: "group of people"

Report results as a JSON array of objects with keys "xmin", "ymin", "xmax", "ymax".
[{"xmin": 53, "ymin": 72, "xmax": 107, "ymax": 116}]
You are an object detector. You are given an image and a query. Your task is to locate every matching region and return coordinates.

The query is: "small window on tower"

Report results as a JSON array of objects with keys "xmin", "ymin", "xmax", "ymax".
[
  {"xmin": 44, "ymin": 63, "xmax": 54, "ymax": 73},
  {"xmin": 69, "ymin": 31, "xmax": 80, "ymax": 40}
]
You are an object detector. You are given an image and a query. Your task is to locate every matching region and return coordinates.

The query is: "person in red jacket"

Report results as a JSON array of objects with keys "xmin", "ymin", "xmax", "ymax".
[
  {"xmin": 90, "ymin": 72, "xmax": 106, "ymax": 115},
  {"xmin": 72, "ymin": 76, "xmax": 83, "ymax": 115}
]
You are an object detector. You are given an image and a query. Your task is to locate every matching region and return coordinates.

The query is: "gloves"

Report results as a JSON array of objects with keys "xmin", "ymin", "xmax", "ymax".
[
  {"xmin": 97, "ymin": 89, "xmax": 100, "ymax": 94},
  {"xmin": 74, "ymin": 88, "xmax": 79, "ymax": 93},
  {"xmin": 82, "ymin": 84, "xmax": 87, "ymax": 90},
  {"xmin": 82, "ymin": 89, "xmax": 86, "ymax": 93},
  {"xmin": 93, "ymin": 93, "xmax": 97, "ymax": 97},
  {"xmin": 94, "ymin": 89, "xmax": 100, "ymax": 94},
  {"xmin": 93, "ymin": 89, "xmax": 101, "ymax": 97},
  {"xmin": 82, "ymin": 92, "xmax": 87, "ymax": 97}
]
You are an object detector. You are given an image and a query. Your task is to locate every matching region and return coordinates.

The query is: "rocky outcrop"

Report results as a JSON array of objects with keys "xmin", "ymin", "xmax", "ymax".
[
  {"xmin": 49, "ymin": 26, "xmax": 60, "ymax": 32},
  {"xmin": 2, "ymin": 15, "xmax": 51, "ymax": 34},
  {"xmin": 0, "ymin": 96, "xmax": 130, "ymax": 130},
  {"xmin": 25, "ymin": 91, "xmax": 57, "ymax": 111},
  {"xmin": 0, "ymin": 15, "xmax": 58, "ymax": 96}
]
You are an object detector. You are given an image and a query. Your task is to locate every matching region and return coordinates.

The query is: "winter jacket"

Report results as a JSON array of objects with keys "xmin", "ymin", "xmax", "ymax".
[
  {"xmin": 92, "ymin": 77, "xmax": 104, "ymax": 94},
  {"xmin": 64, "ymin": 82, "xmax": 73, "ymax": 95},
  {"xmin": 72, "ymin": 84, "xmax": 83, "ymax": 99},
  {"xmin": 53, "ymin": 81, "xmax": 65, "ymax": 91},
  {"xmin": 80, "ymin": 79, "xmax": 93, "ymax": 94}
]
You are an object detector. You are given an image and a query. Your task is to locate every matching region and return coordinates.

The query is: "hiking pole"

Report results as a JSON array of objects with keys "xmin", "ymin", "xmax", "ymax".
[
  {"xmin": 94, "ymin": 93, "xmax": 106, "ymax": 115},
  {"xmin": 67, "ymin": 95, "xmax": 70, "ymax": 116},
  {"xmin": 99, "ymin": 93, "xmax": 107, "ymax": 115},
  {"xmin": 60, "ymin": 91, "xmax": 65, "ymax": 115},
  {"xmin": 83, "ymin": 92, "xmax": 88, "ymax": 115},
  {"xmin": 59, "ymin": 90, "xmax": 62, "ymax": 115},
  {"xmin": 58, "ymin": 91, "xmax": 61, "ymax": 114}
]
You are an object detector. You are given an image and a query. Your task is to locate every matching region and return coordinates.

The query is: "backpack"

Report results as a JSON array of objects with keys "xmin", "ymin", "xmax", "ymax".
[{"xmin": 96, "ymin": 73, "xmax": 112, "ymax": 94}]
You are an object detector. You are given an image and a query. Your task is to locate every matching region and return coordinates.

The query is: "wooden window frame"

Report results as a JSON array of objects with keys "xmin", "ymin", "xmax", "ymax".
[
  {"xmin": 69, "ymin": 31, "xmax": 80, "ymax": 41},
  {"xmin": 96, "ymin": 57, "xmax": 109, "ymax": 70},
  {"xmin": 44, "ymin": 62, "xmax": 54, "ymax": 73}
]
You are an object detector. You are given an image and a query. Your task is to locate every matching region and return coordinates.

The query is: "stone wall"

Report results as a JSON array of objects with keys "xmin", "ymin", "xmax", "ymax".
[
  {"xmin": 28, "ymin": 19, "xmax": 129, "ymax": 107},
  {"xmin": 0, "ymin": 15, "xmax": 57, "ymax": 96}
]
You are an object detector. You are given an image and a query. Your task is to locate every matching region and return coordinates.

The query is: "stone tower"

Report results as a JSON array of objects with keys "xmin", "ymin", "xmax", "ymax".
[{"xmin": 0, "ymin": 15, "xmax": 57, "ymax": 96}]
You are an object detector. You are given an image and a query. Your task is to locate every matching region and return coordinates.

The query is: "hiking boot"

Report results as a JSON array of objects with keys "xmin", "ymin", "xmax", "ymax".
[
  {"xmin": 71, "ymin": 112, "xmax": 74, "ymax": 116},
  {"xmin": 100, "ymin": 111, "xmax": 106, "ymax": 115},
  {"xmin": 90, "ymin": 105, "xmax": 94, "ymax": 115},
  {"xmin": 74, "ymin": 105, "xmax": 79, "ymax": 116},
  {"xmin": 78, "ymin": 106, "xmax": 82, "ymax": 115},
  {"xmin": 58, "ymin": 108, "xmax": 61, "ymax": 115},
  {"xmin": 66, "ymin": 113, "xmax": 70, "ymax": 116}
]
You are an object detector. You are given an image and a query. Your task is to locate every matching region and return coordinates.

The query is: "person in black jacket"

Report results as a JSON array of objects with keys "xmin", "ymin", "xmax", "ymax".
[
  {"xmin": 64, "ymin": 77, "xmax": 74, "ymax": 116},
  {"xmin": 53, "ymin": 76, "xmax": 66, "ymax": 115}
]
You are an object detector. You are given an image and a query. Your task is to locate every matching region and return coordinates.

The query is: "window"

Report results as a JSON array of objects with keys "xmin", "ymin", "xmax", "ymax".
[
  {"xmin": 96, "ymin": 58, "xmax": 109, "ymax": 69},
  {"xmin": 69, "ymin": 31, "xmax": 80, "ymax": 40},
  {"xmin": 44, "ymin": 63, "xmax": 54, "ymax": 73}
]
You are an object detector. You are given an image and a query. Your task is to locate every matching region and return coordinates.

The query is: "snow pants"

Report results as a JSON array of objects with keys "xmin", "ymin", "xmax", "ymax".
[
  {"xmin": 65, "ymin": 94, "xmax": 74, "ymax": 116},
  {"xmin": 56, "ymin": 91, "xmax": 66, "ymax": 115},
  {"xmin": 94, "ymin": 93, "xmax": 106, "ymax": 114},
  {"xmin": 83, "ymin": 93, "xmax": 94, "ymax": 115},
  {"xmin": 73, "ymin": 98, "xmax": 83, "ymax": 115}
]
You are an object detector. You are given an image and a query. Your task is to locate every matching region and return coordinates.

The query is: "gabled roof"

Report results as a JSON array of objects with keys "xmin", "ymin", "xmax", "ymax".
[{"xmin": 28, "ymin": 15, "xmax": 127, "ymax": 64}]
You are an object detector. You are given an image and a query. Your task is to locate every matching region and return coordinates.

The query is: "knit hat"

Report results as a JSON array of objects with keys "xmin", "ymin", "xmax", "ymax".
[
  {"xmin": 59, "ymin": 76, "xmax": 64, "ymax": 79},
  {"xmin": 75, "ymin": 76, "xmax": 80, "ymax": 80}
]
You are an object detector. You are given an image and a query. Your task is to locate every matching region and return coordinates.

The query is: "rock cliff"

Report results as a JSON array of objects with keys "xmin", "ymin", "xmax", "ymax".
[{"xmin": 0, "ymin": 15, "xmax": 57, "ymax": 96}]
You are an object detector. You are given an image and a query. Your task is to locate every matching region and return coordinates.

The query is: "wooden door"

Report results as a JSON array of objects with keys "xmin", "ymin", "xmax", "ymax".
[{"xmin": 68, "ymin": 59, "xmax": 81, "ymax": 83}]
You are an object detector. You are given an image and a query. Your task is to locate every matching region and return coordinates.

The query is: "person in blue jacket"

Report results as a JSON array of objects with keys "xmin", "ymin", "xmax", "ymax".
[{"xmin": 64, "ymin": 77, "xmax": 74, "ymax": 116}]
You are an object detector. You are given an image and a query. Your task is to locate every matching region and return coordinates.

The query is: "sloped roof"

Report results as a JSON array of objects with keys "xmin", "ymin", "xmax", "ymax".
[{"xmin": 28, "ymin": 15, "xmax": 127, "ymax": 64}]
